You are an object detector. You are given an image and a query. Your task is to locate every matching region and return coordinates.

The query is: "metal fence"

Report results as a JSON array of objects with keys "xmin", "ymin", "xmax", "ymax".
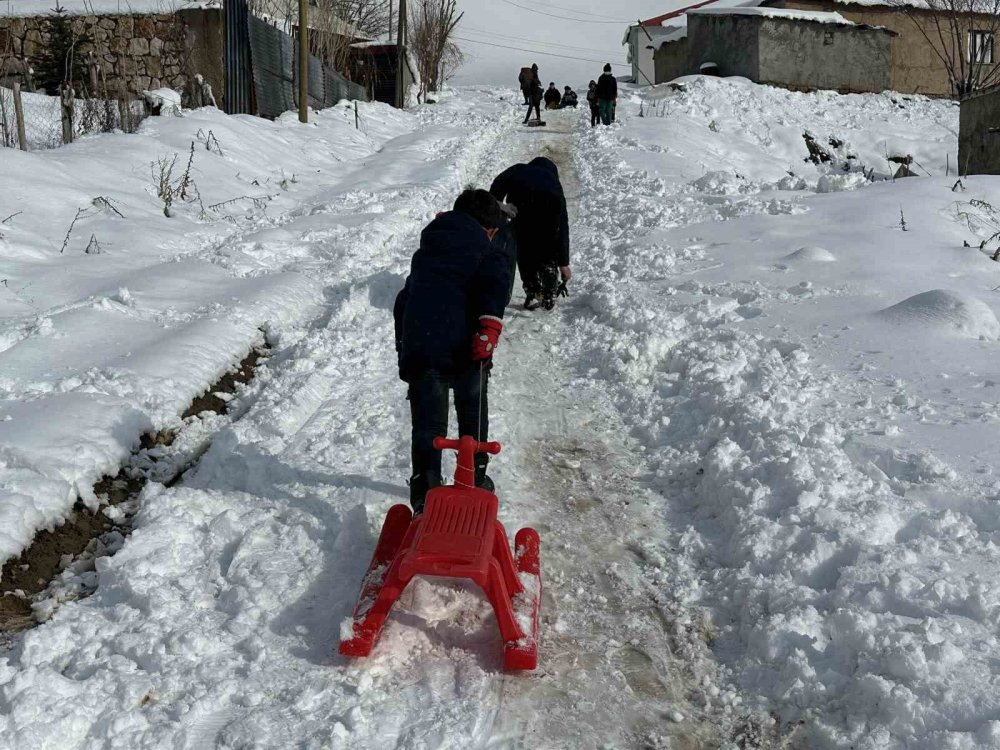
[
  {"xmin": 0, "ymin": 86, "xmax": 146, "ymax": 151},
  {"xmin": 244, "ymin": 12, "xmax": 365, "ymax": 120}
]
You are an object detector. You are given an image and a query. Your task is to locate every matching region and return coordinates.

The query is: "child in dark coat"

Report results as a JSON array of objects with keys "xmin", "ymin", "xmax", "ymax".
[{"xmin": 393, "ymin": 189, "xmax": 513, "ymax": 512}]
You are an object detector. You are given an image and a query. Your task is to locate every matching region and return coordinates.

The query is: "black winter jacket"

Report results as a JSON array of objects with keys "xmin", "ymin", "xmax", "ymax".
[
  {"xmin": 596, "ymin": 72, "xmax": 617, "ymax": 101},
  {"xmin": 394, "ymin": 211, "xmax": 511, "ymax": 382},
  {"xmin": 489, "ymin": 157, "xmax": 570, "ymax": 267},
  {"xmin": 543, "ymin": 87, "xmax": 561, "ymax": 106}
]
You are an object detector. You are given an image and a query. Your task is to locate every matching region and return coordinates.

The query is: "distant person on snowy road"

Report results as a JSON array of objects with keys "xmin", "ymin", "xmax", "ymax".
[
  {"xmin": 560, "ymin": 86, "xmax": 578, "ymax": 108},
  {"xmin": 586, "ymin": 80, "xmax": 599, "ymax": 127},
  {"xmin": 524, "ymin": 75, "xmax": 543, "ymax": 124},
  {"xmin": 489, "ymin": 157, "xmax": 571, "ymax": 311},
  {"xmin": 543, "ymin": 82, "xmax": 562, "ymax": 109},
  {"xmin": 596, "ymin": 63, "xmax": 617, "ymax": 125},
  {"xmin": 518, "ymin": 64, "xmax": 538, "ymax": 105},
  {"xmin": 393, "ymin": 189, "xmax": 513, "ymax": 513}
]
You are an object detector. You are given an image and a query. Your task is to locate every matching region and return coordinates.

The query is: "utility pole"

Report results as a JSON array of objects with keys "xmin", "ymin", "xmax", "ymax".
[
  {"xmin": 298, "ymin": 0, "xmax": 308, "ymax": 122},
  {"xmin": 395, "ymin": 0, "xmax": 406, "ymax": 108}
]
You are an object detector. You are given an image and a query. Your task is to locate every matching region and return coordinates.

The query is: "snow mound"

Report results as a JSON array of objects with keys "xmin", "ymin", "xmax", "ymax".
[
  {"xmin": 815, "ymin": 172, "xmax": 869, "ymax": 193},
  {"xmin": 877, "ymin": 289, "xmax": 1000, "ymax": 340},
  {"xmin": 781, "ymin": 246, "xmax": 837, "ymax": 263}
]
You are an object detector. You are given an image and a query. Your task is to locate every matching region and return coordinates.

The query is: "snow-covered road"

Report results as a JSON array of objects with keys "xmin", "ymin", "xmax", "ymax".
[{"xmin": 3, "ymin": 79, "xmax": 1000, "ymax": 749}]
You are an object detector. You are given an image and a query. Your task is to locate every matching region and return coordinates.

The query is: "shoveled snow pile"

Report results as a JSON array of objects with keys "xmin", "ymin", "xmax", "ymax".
[
  {"xmin": 781, "ymin": 245, "xmax": 838, "ymax": 263},
  {"xmin": 0, "ymin": 100, "xmax": 415, "ymax": 568},
  {"xmin": 569, "ymin": 79, "xmax": 1000, "ymax": 748},
  {"xmin": 877, "ymin": 288, "xmax": 1000, "ymax": 340}
]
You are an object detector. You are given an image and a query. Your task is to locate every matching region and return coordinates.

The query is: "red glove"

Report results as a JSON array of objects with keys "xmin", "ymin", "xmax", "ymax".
[{"xmin": 472, "ymin": 316, "xmax": 503, "ymax": 361}]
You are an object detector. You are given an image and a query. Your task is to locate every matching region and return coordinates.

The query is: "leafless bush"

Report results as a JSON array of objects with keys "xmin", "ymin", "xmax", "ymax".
[
  {"xmin": 409, "ymin": 0, "xmax": 463, "ymax": 100},
  {"xmin": 151, "ymin": 143, "xmax": 200, "ymax": 217}
]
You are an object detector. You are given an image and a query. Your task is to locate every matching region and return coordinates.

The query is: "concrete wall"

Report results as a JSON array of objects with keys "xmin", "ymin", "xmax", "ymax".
[
  {"xmin": 627, "ymin": 25, "xmax": 667, "ymax": 86},
  {"xmin": 687, "ymin": 14, "xmax": 760, "ymax": 80},
  {"xmin": 774, "ymin": 0, "xmax": 1000, "ymax": 96},
  {"xmin": 757, "ymin": 17, "xmax": 892, "ymax": 93},
  {"xmin": 959, "ymin": 86, "xmax": 1000, "ymax": 174},
  {"xmin": 654, "ymin": 38, "xmax": 690, "ymax": 83},
  {"xmin": 0, "ymin": 9, "xmax": 224, "ymax": 102}
]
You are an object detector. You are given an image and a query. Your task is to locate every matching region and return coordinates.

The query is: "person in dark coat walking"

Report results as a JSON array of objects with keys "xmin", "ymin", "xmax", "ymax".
[
  {"xmin": 518, "ymin": 63, "xmax": 538, "ymax": 104},
  {"xmin": 523, "ymin": 75, "xmax": 543, "ymax": 124},
  {"xmin": 489, "ymin": 157, "xmax": 571, "ymax": 311},
  {"xmin": 543, "ymin": 82, "xmax": 562, "ymax": 109},
  {"xmin": 393, "ymin": 189, "xmax": 514, "ymax": 512},
  {"xmin": 586, "ymin": 80, "xmax": 599, "ymax": 127},
  {"xmin": 596, "ymin": 63, "xmax": 617, "ymax": 125}
]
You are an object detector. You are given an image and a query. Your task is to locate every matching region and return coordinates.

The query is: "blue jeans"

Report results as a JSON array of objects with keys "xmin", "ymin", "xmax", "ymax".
[{"xmin": 598, "ymin": 99, "xmax": 614, "ymax": 126}]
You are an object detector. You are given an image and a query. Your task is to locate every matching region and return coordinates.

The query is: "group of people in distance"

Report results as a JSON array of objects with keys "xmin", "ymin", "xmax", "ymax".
[
  {"xmin": 394, "ymin": 158, "xmax": 571, "ymax": 512},
  {"xmin": 518, "ymin": 62, "xmax": 619, "ymax": 127}
]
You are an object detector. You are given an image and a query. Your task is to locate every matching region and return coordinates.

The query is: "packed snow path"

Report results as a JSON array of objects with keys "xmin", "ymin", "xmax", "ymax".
[
  {"xmin": 0, "ymin": 97, "xmax": 724, "ymax": 749},
  {"xmin": 3, "ymin": 81, "xmax": 1000, "ymax": 749}
]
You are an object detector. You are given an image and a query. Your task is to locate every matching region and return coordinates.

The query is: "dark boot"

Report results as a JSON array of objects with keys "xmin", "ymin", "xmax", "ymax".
[
  {"xmin": 475, "ymin": 457, "xmax": 494, "ymax": 494},
  {"xmin": 408, "ymin": 471, "xmax": 441, "ymax": 514}
]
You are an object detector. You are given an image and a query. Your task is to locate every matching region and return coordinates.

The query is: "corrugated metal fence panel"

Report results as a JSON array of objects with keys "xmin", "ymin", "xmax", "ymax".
[
  {"xmin": 248, "ymin": 16, "xmax": 295, "ymax": 119},
  {"xmin": 223, "ymin": 0, "xmax": 253, "ymax": 114},
  {"xmin": 324, "ymin": 67, "xmax": 366, "ymax": 105},
  {"xmin": 304, "ymin": 51, "xmax": 326, "ymax": 110}
]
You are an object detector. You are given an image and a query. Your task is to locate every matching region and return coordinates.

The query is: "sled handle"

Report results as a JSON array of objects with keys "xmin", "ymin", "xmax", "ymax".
[{"xmin": 433, "ymin": 436, "xmax": 501, "ymax": 455}]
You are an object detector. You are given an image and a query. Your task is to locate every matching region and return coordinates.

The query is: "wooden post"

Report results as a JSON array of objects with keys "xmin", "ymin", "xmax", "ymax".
[
  {"xmin": 395, "ymin": 0, "xmax": 406, "ymax": 109},
  {"xmin": 12, "ymin": 82, "xmax": 27, "ymax": 151},
  {"xmin": 354, "ymin": 100, "xmax": 359, "ymax": 129},
  {"xmin": 60, "ymin": 82, "xmax": 74, "ymax": 144},
  {"xmin": 298, "ymin": 0, "xmax": 308, "ymax": 123}
]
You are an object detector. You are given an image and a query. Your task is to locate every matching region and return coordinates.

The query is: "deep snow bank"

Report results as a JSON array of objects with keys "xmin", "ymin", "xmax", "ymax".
[
  {"xmin": 0, "ymin": 101, "xmax": 414, "ymax": 567},
  {"xmin": 568, "ymin": 78, "xmax": 1000, "ymax": 748}
]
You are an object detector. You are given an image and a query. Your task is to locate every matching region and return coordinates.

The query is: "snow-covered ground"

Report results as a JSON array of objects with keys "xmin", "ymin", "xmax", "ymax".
[{"xmin": 1, "ymin": 78, "xmax": 999, "ymax": 749}]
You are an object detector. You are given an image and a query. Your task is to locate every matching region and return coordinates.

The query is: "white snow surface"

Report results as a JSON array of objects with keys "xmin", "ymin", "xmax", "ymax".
[
  {"xmin": 0, "ymin": 99, "xmax": 414, "ymax": 566},
  {"xmin": 689, "ymin": 6, "xmax": 856, "ymax": 24},
  {"xmin": 0, "ymin": 0, "xmax": 217, "ymax": 17},
  {"xmin": 2, "ymin": 78, "xmax": 1000, "ymax": 749}
]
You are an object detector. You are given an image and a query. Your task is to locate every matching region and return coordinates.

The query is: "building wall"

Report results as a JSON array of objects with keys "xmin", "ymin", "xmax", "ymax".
[
  {"xmin": 687, "ymin": 14, "xmax": 760, "ymax": 80},
  {"xmin": 959, "ymin": 87, "xmax": 1000, "ymax": 174},
  {"xmin": 0, "ymin": 9, "xmax": 224, "ymax": 102},
  {"xmin": 627, "ymin": 25, "xmax": 661, "ymax": 86},
  {"xmin": 654, "ymin": 38, "xmax": 690, "ymax": 83},
  {"xmin": 774, "ymin": 0, "xmax": 1000, "ymax": 96},
  {"xmin": 757, "ymin": 18, "xmax": 892, "ymax": 93}
]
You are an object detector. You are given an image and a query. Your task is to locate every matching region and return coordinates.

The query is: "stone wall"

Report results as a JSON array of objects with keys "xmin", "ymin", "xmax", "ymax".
[{"xmin": 0, "ymin": 8, "xmax": 223, "ymax": 102}]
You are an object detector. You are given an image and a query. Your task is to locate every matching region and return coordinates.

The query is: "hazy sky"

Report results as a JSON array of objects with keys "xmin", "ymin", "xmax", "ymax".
[{"xmin": 451, "ymin": 0, "xmax": 685, "ymax": 88}]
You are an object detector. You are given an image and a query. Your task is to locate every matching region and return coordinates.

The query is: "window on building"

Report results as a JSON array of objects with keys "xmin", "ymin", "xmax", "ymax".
[{"xmin": 969, "ymin": 30, "xmax": 994, "ymax": 64}]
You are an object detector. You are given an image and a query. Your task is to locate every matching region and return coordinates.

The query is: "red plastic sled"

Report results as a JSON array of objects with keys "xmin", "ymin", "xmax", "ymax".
[{"xmin": 339, "ymin": 436, "xmax": 541, "ymax": 671}]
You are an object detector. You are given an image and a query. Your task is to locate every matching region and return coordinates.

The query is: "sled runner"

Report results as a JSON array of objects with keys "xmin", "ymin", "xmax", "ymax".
[
  {"xmin": 525, "ymin": 120, "xmax": 547, "ymax": 128},
  {"xmin": 339, "ymin": 436, "xmax": 541, "ymax": 671}
]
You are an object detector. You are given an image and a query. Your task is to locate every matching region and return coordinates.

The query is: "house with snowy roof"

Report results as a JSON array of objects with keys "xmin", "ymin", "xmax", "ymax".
[
  {"xmin": 762, "ymin": 0, "xmax": 1000, "ymax": 96},
  {"xmin": 633, "ymin": 0, "xmax": 1000, "ymax": 96}
]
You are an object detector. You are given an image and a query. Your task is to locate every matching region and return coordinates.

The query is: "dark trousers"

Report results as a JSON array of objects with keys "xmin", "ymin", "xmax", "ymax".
[
  {"xmin": 590, "ymin": 105, "xmax": 599, "ymax": 127},
  {"xmin": 408, "ymin": 367, "xmax": 489, "ymax": 511},
  {"xmin": 524, "ymin": 101, "xmax": 541, "ymax": 123},
  {"xmin": 599, "ymin": 99, "xmax": 615, "ymax": 126}
]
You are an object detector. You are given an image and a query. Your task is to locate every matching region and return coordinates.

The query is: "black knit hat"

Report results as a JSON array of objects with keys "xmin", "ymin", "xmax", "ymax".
[{"xmin": 603, "ymin": 63, "xmax": 611, "ymax": 72}]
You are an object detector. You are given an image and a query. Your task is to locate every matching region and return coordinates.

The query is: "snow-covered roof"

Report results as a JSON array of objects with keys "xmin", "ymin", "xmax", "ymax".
[
  {"xmin": 0, "ymin": 0, "xmax": 217, "ymax": 17},
  {"xmin": 650, "ymin": 26, "xmax": 689, "ymax": 50},
  {"xmin": 689, "ymin": 6, "xmax": 856, "ymax": 24}
]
